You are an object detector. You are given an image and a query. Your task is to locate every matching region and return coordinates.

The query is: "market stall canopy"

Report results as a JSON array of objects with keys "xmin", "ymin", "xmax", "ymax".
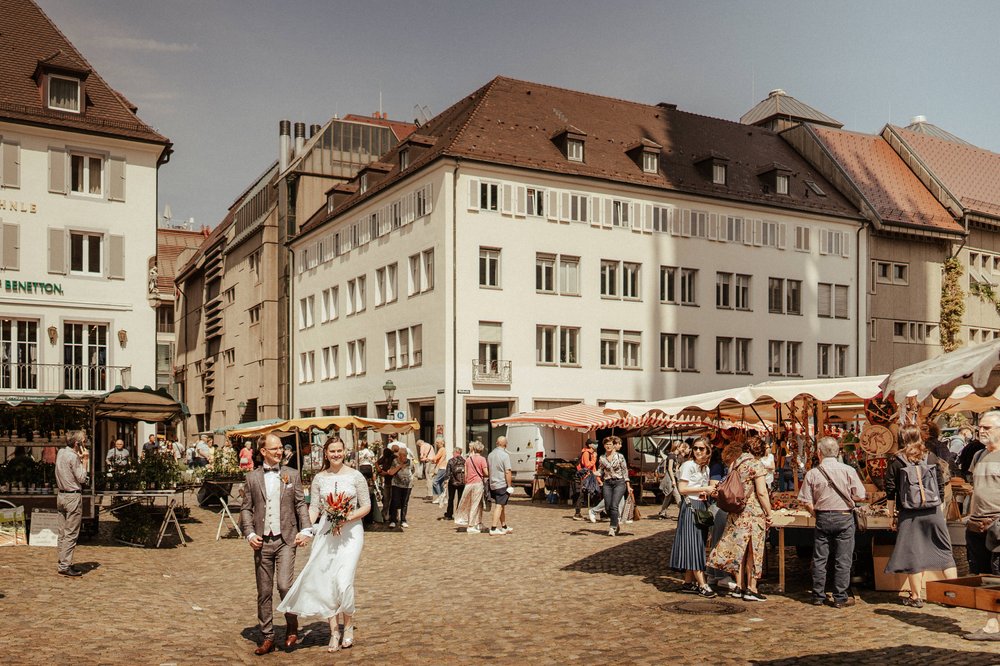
[
  {"xmin": 227, "ymin": 415, "xmax": 419, "ymax": 437},
  {"xmin": 605, "ymin": 375, "xmax": 887, "ymax": 421},
  {"xmin": 928, "ymin": 384, "xmax": 1000, "ymax": 415},
  {"xmin": 881, "ymin": 339, "xmax": 1000, "ymax": 402},
  {"xmin": 490, "ymin": 403, "xmax": 699, "ymax": 433},
  {"xmin": 93, "ymin": 386, "xmax": 188, "ymax": 422},
  {"xmin": 214, "ymin": 418, "xmax": 284, "ymax": 435}
]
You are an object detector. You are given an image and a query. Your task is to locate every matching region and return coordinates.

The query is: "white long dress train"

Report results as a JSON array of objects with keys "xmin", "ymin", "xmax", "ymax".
[{"xmin": 278, "ymin": 467, "xmax": 369, "ymax": 619}]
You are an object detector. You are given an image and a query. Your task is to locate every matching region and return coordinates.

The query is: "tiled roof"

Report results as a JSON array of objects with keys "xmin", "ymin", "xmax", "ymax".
[
  {"xmin": 740, "ymin": 89, "xmax": 842, "ymax": 128},
  {"xmin": 808, "ymin": 126, "xmax": 962, "ymax": 234},
  {"xmin": 892, "ymin": 126, "xmax": 1000, "ymax": 218},
  {"xmin": 304, "ymin": 77, "xmax": 859, "ymax": 236},
  {"xmin": 903, "ymin": 117, "xmax": 970, "ymax": 146},
  {"xmin": 341, "ymin": 113, "xmax": 416, "ymax": 141},
  {"xmin": 0, "ymin": 0, "xmax": 169, "ymax": 148},
  {"xmin": 156, "ymin": 228, "xmax": 210, "ymax": 293}
]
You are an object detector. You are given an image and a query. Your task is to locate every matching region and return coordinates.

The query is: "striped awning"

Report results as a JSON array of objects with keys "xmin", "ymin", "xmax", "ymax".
[{"xmin": 491, "ymin": 403, "xmax": 622, "ymax": 433}]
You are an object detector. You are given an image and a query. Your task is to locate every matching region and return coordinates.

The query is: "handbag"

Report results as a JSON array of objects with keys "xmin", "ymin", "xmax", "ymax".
[
  {"xmin": 715, "ymin": 459, "xmax": 751, "ymax": 514},
  {"xmin": 816, "ymin": 465, "xmax": 866, "ymax": 532},
  {"xmin": 689, "ymin": 499, "xmax": 714, "ymax": 529}
]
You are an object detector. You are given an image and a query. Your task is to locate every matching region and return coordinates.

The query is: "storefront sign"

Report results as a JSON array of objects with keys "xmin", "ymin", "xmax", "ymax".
[
  {"xmin": 4, "ymin": 280, "xmax": 63, "ymax": 295},
  {"xmin": 0, "ymin": 199, "xmax": 37, "ymax": 214}
]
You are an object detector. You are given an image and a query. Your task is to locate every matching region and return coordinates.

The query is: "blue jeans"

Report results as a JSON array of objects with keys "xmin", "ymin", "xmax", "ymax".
[
  {"xmin": 812, "ymin": 511, "xmax": 855, "ymax": 602},
  {"xmin": 779, "ymin": 469, "xmax": 794, "ymax": 491},
  {"xmin": 432, "ymin": 468, "xmax": 447, "ymax": 496},
  {"xmin": 602, "ymin": 478, "xmax": 628, "ymax": 529}
]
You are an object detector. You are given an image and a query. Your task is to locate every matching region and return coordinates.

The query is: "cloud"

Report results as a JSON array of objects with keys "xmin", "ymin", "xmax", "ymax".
[{"xmin": 101, "ymin": 37, "xmax": 199, "ymax": 53}]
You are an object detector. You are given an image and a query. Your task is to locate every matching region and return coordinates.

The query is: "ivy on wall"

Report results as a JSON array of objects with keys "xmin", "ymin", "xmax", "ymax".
[{"xmin": 940, "ymin": 256, "xmax": 965, "ymax": 352}]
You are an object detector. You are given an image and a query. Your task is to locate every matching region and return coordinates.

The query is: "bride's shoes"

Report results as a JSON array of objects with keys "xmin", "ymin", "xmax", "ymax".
[
  {"xmin": 342, "ymin": 625, "xmax": 354, "ymax": 649},
  {"xmin": 328, "ymin": 628, "xmax": 341, "ymax": 652}
]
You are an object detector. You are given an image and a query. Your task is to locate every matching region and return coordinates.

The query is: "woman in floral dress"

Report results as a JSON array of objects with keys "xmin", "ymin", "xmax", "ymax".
[{"xmin": 707, "ymin": 435, "xmax": 774, "ymax": 602}]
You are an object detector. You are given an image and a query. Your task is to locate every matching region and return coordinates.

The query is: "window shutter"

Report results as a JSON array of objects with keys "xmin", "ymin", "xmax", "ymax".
[
  {"xmin": 742, "ymin": 219, "xmax": 753, "ymax": 246},
  {"xmin": 501, "ymin": 184, "xmax": 513, "ymax": 215},
  {"xmin": 603, "ymin": 198, "xmax": 613, "ymax": 229},
  {"xmin": 835, "ymin": 285, "xmax": 849, "ymax": 318},
  {"xmin": 515, "ymin": 185, "xmax": 526, "ymax": 217},
  {"xmin": 819, "ymin": 230, "xmax": 829, "ymax": 255},
  {"xmin": 681, "ymin": 209, "xmax": 691, "ymax": 237},
  {"xmin": 753, "ymin": 219, "xmax": 763, "ymax": 246},
  {"xmin": 2, "ymin": 223, "xmax": 18, "ymax": 270},
  {"xmin": 108, "ymin": 156, "xmax": 126, "ymax": 201},
  {"xmin": 561, "ymin": 192, "xmax": 571, "ymax": 223},
  {"xmin": 403, "ymin": 193, "xmax": 413, "ymax": 225},
  {"xmin": 643, "ymin": 204, "xmax": 653, "ymax": 232},
  {"xmin": 467, "ymin": 178, "xmax": 479, "ymax": 211},
  {"xmin": 589, "ymin": 196, "xmax": 600, "ymax": 226},
  {"xmin": 778, "ymin": 223, "xmax": 787, "ymax": 249},
  {"xmin": 841, "ymin": 232, "xmax": 850, "ymax": 257},
  {"xmin": 108, "ymin": 235, "xmax": 125, "ymax": 279},
  {"xmin": 632, "ymin": 203, "xmax": 643, "ymax": 233},
  {"xmin": 708, "ymin": 213, "xmax": 719, "ymax": 240},
  {"xmin": 669, "ymin": 208, "xmax": 679, "ymax": 236},
  {"xmin": 48, "ymin": 147, "xmax": 66, "ymax": 194},
  {"xmin": 425, "ymin": 184, "xmax": 434, "ymax": 215},
  {"xmin": 48, "ymin": 227, "xmax": 66, "ymax": 274},
  {"xmin": 2, "ymin": 140, "xmax": 20, "ymax": 189},
  {"xmin": 547, "ymin": 191, "xmax": 559, "ymax": 221}
]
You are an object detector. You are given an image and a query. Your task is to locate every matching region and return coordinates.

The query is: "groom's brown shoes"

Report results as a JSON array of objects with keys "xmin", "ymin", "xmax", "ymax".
[
  {"xmin": 284, "ymin": 616, "xmax": 298, "ymax": 649},
  {"xmin": 254, "ymin": 638, "xmax": 275, "ymax": 656}
]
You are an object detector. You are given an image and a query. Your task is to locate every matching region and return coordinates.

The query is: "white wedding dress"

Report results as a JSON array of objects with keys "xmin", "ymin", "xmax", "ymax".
[{"xmin": 277, "ymin": 467, "xmax": 369, "ymax": 618}]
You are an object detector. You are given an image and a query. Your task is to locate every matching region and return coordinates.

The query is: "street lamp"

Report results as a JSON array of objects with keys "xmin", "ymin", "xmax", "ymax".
[{"xmin": 382, "ymin": 380, "xmax": 397, "ymax": 414}]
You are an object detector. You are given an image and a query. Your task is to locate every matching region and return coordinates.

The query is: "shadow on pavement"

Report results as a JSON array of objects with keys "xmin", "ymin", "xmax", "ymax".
[
  {"xmin": 873, "ymin": 607, "xmax": 967, "ymax": 636},
  {"xmin": 75, "ymin": 561, "xmax": 101, "ymax": 573},
  {"xmin": 560, "ymin": 530, "xmax": 686, "ymax": 593},
  {"xmin": 750, "ymin": 645, "xmax": 999, "ymax": 665}
]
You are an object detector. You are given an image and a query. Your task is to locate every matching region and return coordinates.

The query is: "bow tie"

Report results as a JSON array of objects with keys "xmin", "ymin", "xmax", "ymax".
[{"xmin": 264, "ymin": 467, "xmax": 279, "ymax": 473}]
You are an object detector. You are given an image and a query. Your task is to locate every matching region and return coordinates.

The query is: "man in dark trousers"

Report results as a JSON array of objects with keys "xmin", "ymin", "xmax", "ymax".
[{"xmin": 240, "ymin": 433, "xmax": 311, "ymax": 655}]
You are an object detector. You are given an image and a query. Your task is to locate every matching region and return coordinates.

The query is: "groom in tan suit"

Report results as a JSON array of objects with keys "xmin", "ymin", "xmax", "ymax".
[{"xmin": 241, "ymin": 433, "xmax": 312, "ymax": 655}]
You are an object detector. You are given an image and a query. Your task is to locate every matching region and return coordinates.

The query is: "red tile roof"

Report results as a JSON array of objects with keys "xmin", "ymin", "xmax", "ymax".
[
  {"xmin": 157, "ymin": 228, "xmax": 210, "ymax": 293},
  {"xmin": 891, "ymin": 126, "xmax": 1000, "ymax": 218},
  {"xmin": 0, "ymin": 0, "xmax": 170, "ymax": 149},
  {"xmin": 808, "ymin": 125, "xmax": 962, "ymax": 234},
  {"xmin": 304, "ymin": 76, "xmax": 859, "ymax": 236}
]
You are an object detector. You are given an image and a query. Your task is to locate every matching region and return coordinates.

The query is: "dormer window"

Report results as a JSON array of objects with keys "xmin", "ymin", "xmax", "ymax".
[
  {"xmin": 48, "ymin": 74, "xmax": 80, "ymax": 113},
  {"xmin": 567, "ymin": 139, "xmax": 584, "ymax": 162},
  {"xmin": 776, "ymin": 174, "xmax": 789, "ymax": 195},
  {"xmin": 713, "ymin": 163, "xmax": 727, "ymax": 185},
  {"xmin": 642, "ymin": 152, "xmax": 658, "ymax": 173},
  {"xmin": 359, "ymin": 173, "xmax": 368, "ymax": 194},
  {"xmin": 552, "ymin": 126, "xmax": 587, "ymax": 163},
  {"xmin": 399, "ymin": 148, "xmax": 410, "ymax": 171}
]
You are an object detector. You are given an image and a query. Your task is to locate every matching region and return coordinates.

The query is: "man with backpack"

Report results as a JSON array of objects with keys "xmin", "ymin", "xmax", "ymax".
[{"xmin": 964, "ymin": 411, "xmax": 1000, "ymax": 641}]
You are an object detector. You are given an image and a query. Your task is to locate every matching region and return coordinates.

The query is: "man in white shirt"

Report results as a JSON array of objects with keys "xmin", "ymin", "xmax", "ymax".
[{"xmin": 488, "ymin": 437, "xmax": 514, "ymax": 535}]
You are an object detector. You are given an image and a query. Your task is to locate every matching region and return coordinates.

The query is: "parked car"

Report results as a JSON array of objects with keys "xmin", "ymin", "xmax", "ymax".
[{"xmin": 502, "ymin": 424, "xmax": 584, "ymax": 493}]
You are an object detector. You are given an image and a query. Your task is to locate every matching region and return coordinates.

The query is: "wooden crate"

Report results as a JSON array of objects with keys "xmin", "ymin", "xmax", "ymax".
[{"xmin": 926, "ymin": 576, "xmax": 1000, "ymax": 611}]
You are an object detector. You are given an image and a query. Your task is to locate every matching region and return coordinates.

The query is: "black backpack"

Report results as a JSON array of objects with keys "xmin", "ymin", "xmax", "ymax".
[{"xmin": 448, "ymin": 456, "xmax": 466, "ymax": 485}]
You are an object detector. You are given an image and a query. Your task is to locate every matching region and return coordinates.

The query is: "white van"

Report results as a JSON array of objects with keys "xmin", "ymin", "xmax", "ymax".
[{"xmin": 502, "ymin": 424, "xmax": 584, "ymax": 492}]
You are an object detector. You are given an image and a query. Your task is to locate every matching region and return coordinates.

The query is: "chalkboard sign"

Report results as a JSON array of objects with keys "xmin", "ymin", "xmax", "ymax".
[{"xmin": 29, "ymin": 508, "xmax": 60, "ymax": 547}]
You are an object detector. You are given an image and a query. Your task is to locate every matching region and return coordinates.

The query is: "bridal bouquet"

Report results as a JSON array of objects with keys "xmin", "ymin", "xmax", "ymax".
[{"xmin": 322, "ymin": 491, "xmax": 353, "ymax": 534}]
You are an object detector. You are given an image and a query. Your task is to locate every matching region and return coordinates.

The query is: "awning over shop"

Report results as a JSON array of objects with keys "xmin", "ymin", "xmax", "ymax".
[
  {"xmin": 93, "ymin": 386, "xmax": 189, "ymax": 422},
  {"xmin": 227, "ymin": 415, "xmax": 419, "ymax": 437},
  {"xmin": 214, "ymin": 418, "xmax": 284, "ymax": 435},
  {"xmin": 491, "ymin": 403, "xmax": 623, "ymax": 433},
  {"xmin": 881, "ymin": 339, "xmax": 1000, "ymax": 401}
]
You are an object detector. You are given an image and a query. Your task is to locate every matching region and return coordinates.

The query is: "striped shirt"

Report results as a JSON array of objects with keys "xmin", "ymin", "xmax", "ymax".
[{"xmin": 597, "ymin": 452, "xmax": 629, "ymax": 480}]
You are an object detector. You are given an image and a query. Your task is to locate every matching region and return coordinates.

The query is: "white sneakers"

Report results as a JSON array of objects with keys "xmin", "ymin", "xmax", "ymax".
[
  {"xmin": 608, "ymin": 527, "xmax": 616, "ymax": 536},
  {"xmin": 588, "ymin": 510, "xmax": 597, "ymax": 523},
  {"xmin": 490, "ymin": 528, "xmax": 505, "ymax": 535},
  {"xmin": 401, "ymin": 521, "xmax": 409, "ymax": 528},
  {"xmin": 388, "ymin": 522, "xmax": 396, "ymax": 528},
  {"xmin": 466, "ymin": 526, "xmax": 481, "ymax": 534}
]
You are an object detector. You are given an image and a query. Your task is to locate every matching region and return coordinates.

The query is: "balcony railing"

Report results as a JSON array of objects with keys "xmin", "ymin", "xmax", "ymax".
[
  {"xmin": 471, "ymin": 359, "xmax": 512, "ymax": 385},
  {"xmin": 0, "ymin": 363, "xmax": 132, "ymax": 395}
]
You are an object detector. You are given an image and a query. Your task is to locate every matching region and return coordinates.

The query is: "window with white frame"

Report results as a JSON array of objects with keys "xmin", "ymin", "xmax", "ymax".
[
  {"xmin": 768, "ymin": 340, "xmax": 784, "ymax": 375},
  {"xmin": 600, "ymin": 329, "xmax": 619, "ymax": 368},
  {"xmin": 0, "ymin": 319, "xmax": 39, "ymax": 391},
  {"xmin": 818, "ymin": 283, "xmax": 849, "ymax": 319},
  {"xmin": 397, "ymin": 327, "xmax": 411, "ymax": 367},
  {"xmin": 622, "ymin": 262, "xmax": 640, "ymax": 299},
  {"xmin": 346, "ymin": 279, "xmax": 356, "ymax": 315},
  {"xmin": 359, "ymin": 173, "xmax": 368, "ymax": 194},
  {"xmin": 399, "ymin": 149, "xmax": 409, "ymax": 171},
  {"xmin": 760, "ymin": 220, "xmax": 779, "ymax": 248},
  {"xmin": 375, "ymin": 267, "xmax": 386, "ymax": 306},
  {"xmin": 716, "ymin": 272, "xmax": 733, "ymax": 309},
  {"xmin": 479, "ymin": 182, "xmax": 499, "ymax": 211},
  {"xmin": 536, "ymin": 254, "xmax": 555, "ymax": 293},
  {"xmin": 560, "ymin": 326, "xmax": 579, "ymax": 365},
  {"xmin": 612, "ymin": 200, "xmax": 630, "ymax": 228},
  {"xmin": 559, "ymin": 256, "xmax": 580, "ymax": 295},
  {"xmin": 321, "ymin": 345, "xmax": 338, "ymax": 380},
  {"xmin": 249, "ymin": 304, "xmax": 262, "ymax": 325},
  {"xmin": 724, "ymin": 216, "xmax": 744, "ymax": 243},
  {"xmin": 63, "ymin": 323, "xmax": 107, "ymax": 391},
  {"xmin": 642, "ymin": 152, "xmax": 659, "ymax": 173},
  {"xmin": 386, "ymin": 263, "xmax": 397, "ymax": 303},
  {"xmin": 795, "ymin": 226, "xmax": 811, "ymax": 252},
  {"xmin": 691, "ymin": 211, "xmax": 708, "ymax": 238},
  {"xmin": 48, "ymin": 74, "xmax": 80, "ymax": 112},
  {"xmin": 660, "ymin": 266, "xmax": 677, "ymax": 303},
  {"xmin": 422, "ymin": 249, "xmax": 434, "ymax": 291},
  {"xmin": 713, "ymin": 163, "xmax": 727, "ymax": 185},
  {"xmin": 820, "ymin": 229, "xmax": 849, "ymax": 256},
  {"xmin": 776, "ymin": 174, "xmax": 789, "ymax": 195},
  {"xmin": 411, "ymin": 324, "xmax": 423, "ymax": 366},
  {"xmin": 536, "ymin": 325, "xmax": 556, "ymax": 365},
  {"xmin": 298, "ymin": 295, "xmax": 314, "ymax": 329},
  {"xmin": 568, "ymin": 194, "xmax": 588, "ymax": 223},
  {"xmin": 817, "ymin": 343, "xmax": 832, "ymax": 378},
  {"xmin": 527, "ymin": 188, "xmax": 545, "ymax": 216},
  {"xmin": 681, "ymin": 269, "xmax": 697, "ymax": 305},
  {"xmin": 660, "ymin": 333, "xmax": 677, "ymax": 370},
  {"xmin": 479, "ymin": 247, "xmax": 501, "ymax": 288},
  {"xmin": 600, "ymin": 260, "xmax": 619, "ymax": 298},
  {"xmin": 680, "ymin": 334, "xmax": 697, "ymax": 371},
  {"xmin": 567, "ymin": 138, "xmax": 584, "ymax": 162},
  {"xmin": 735, "ymin": 338, "xmax": 751, "ymax": 374},
  {"xmin": 787, "ymin": 279, "xmax": 802, "ymax": 315},
  {"xmin": 623, "ymin": 331, "xmax": 641, "ymax": 369},
  {"xmin": 408, "ymin": 254, "xmax": 420, "ymax": 296},
  {"xmin": 391, "ymin": 201, "xmax": 402, "ymax": 229},
  {"xmin": 70, "ymin": 153, "xmax": 103, "ymax": 197},
  {"xmin": 478, "ymin": 322, "xmax": 502, "ymax": 367},
  {"xmin": 415, "ymin": 185, "xmax": 432, "ymax": 218},
  {"xmin": 835, "ymin": 345, "xmax": 849, "ymax": 377},
  {"xmin": 355, "ymin": 276, "xmax": 366, "ymax": 312},
  {"xmin": 652, "ymin": 206, "xmax": 672, "ymax": 233},
  {"xmin": 356, "ymin": 339, "xmax": 366, "ymax": 375},
  {"xmin": 70, "ymin": 232, "xmax": 102, "ymax": 275},
  {"xmin": 385, "ymin": 331, "xmax": 397, "ymax": 370},
  {"xmin": 735, "ymin": 274, "xmax": 751, "ymax": 310},
  {"xmin": 786, "ymin": 341, "xmax": 801, "ymax": 375},
  {"xmin": 298, "ymin": 351, "xmax": 315, "ymax": 384},
  {"xmin": 716, "ymin": 337, "xmax": 733, "ymax": 373}
]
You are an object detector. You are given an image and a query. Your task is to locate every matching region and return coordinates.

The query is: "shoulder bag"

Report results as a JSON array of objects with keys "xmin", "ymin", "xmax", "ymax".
[{"xmin": 816, "ymin": 465, "xmax": 866, "ymax": 532}]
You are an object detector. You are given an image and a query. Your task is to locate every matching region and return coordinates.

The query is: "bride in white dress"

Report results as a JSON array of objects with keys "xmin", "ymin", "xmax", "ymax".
[{"xmin": 278, "ymin": 437, "xmax": 370, "ymax": 651}]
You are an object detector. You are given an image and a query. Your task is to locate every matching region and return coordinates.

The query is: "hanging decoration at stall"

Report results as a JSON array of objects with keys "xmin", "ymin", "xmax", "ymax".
[
  {"xmin": 864, "ymin": 395, "xmax": 896, "ymax": 426},
  {"xmin": 858, "ymin": 425, "xmax": 894, "ymax": 456}
]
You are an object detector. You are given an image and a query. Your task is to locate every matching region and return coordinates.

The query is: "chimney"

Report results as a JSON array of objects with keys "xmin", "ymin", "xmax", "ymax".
[
  {"xmin": 279, "ymin": 119, "xmax": 291, "ymax": 172},
  {"xmin": 294, "ymin": 122, "xmax": 306, "ymax": 156},
  {"xmin": 309, "ymin": 124, "xmax": 321, "ymax": 138}
]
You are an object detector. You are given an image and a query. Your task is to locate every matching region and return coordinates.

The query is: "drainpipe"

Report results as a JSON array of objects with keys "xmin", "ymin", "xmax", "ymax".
[
  {"xmin": 856, "ymin": 219, "xmax": 867, "ymax": 376},
  {"xmin": 451, "ymin": 161, "xmax": 460, "ymax": 449}
]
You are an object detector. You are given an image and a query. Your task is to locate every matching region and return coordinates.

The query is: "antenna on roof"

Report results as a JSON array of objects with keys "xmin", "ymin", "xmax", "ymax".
[
  {"xmin": 379, "ymin": 85, "xmax": 383, "ymax": 118},
  {"xmin": 413, "ymin": 104, "xmax": 432, "ymax": 125}
]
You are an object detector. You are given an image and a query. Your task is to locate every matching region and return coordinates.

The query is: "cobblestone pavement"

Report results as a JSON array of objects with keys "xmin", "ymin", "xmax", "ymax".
[{"xmin": 2, "ymin": 489, "xmax": 999, "ymax": 665}]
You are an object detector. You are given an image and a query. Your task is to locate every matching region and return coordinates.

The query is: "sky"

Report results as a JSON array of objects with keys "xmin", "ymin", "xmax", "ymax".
[{"xmin": 36, "ymin": 0, "xmax": 1000, "ymax": 228}]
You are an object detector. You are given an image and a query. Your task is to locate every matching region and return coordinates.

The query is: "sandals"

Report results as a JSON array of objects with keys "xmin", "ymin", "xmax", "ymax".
[
  {"xmin": 328, "ymin": 628, "xmax": 341, "ymax": 652},
  {"xmin": 342, "ymin": 625, "xmax": 354, "ymax": 649},
  {"xmin": 901, "ymin": 596, "xmax": 925, "ymax": 608}
]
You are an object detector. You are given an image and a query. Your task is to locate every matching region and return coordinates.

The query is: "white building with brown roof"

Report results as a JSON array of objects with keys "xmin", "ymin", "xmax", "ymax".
[
  {"xmin": 0, "ymin": 1, "xmax": 170, "ymax": 412},
  {"xmin": 290, "ymin": 77, "xmax": 866, "ymax": 448}
]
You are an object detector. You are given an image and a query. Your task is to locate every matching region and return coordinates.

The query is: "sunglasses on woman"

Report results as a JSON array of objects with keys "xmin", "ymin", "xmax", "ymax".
[{"xmin": 692, "ymin": 447, "xmax": 708, "ymax": 452}]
